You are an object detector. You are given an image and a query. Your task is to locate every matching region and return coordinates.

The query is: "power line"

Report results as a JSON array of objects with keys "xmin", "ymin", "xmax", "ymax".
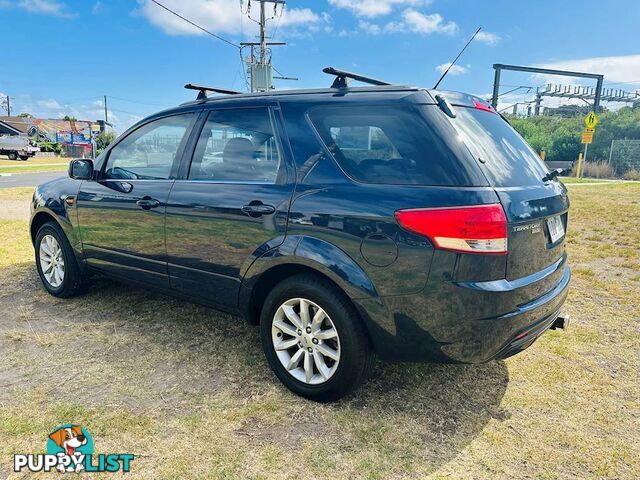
[
  {"xmin": 271, "ymin": 2, "xmax": 285, "ymax": 40},
  {"xmin": 106, "ymin": 95, "xmax": 168, "ymax": 107},
  {"xmin": 497, "ymin": 85, "xmax": 533, "ymax": 97},
  {"xmin": 603, "ymin": 79, "xmax": 640, "ymax": 87},
  {"xmin": 149, "ymin": 0, "xmax": 240, "ymax": 49},
  {"xmin": 239, "ymin": 1, "xmax": 250, "ymax": 90}
]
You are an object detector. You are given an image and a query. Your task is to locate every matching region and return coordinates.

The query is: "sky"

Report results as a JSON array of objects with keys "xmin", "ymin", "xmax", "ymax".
[{"xmin": 1, "ymin": 0, "xmax": 640, "ymax": 132}]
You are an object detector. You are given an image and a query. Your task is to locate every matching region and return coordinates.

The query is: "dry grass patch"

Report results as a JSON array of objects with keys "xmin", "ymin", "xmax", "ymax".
[{"xmin": 0, "ymin": 183, "xmax": 638, "ymax": 479}]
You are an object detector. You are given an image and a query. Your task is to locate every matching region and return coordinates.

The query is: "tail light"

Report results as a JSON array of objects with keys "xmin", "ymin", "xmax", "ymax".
[{"xmin": 395, "ymin": 204, "xmax": 508, "ymax": 255}]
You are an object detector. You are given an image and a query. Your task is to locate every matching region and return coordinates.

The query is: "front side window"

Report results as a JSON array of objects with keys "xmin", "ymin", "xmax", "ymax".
[
  {"xmin": 189, "ymin": 108, "xmax": 282, "ymax": 183},
  {"xmin": 308, "ymin": 105, "xmax": 471, "ymax": 186},
  {"xmin": 104, "ymin": 114, "xmax": 194, "ymax": 180}
]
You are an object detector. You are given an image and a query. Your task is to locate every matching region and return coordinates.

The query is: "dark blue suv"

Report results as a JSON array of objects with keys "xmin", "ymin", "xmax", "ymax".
[{"xmin": 30, "ymin": 79, "xmax": 570, "ymax": 401}]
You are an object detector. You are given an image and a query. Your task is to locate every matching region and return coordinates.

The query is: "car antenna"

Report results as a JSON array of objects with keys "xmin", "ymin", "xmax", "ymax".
[
  {"xmin": 433, "ymin": 27, "xmax": 482, "ymax": 90},
  {"xmin": 184, "ymin": 83, "xmax": 242, "ymax": 101}
]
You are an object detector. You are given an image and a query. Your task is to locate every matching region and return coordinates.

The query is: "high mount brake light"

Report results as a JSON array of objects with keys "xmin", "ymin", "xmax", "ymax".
[
  {"xmin": 473, "ymin": 99, "xmax": 496, "ymax": 114},
  {"xmin": 395, "ymin": 204, "xmax": 508, "ymax": 255}
]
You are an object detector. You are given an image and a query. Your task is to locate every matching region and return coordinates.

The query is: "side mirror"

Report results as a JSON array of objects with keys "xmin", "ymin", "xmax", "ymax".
[{"xmin": 68, "ymin": 159, "xmax": 94, "ymax": 180}]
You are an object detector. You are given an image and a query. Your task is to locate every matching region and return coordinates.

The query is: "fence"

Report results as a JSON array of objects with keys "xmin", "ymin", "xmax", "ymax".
[
  {"xmin": 61, "ymin": 144, "xmax": 92, "ymax": 159},
  {"xmin": 608, "ymin": 139, "xmax": 640, "ymax": 175}
]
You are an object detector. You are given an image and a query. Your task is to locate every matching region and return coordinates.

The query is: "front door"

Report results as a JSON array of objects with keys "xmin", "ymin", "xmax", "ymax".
[
  {"xmin": 165, "ymin": 106, "xmax": 294, "ymax": 308},
  {"xmin": 77, "ymin": 112, "xmax": 197, "ymax": 288}
]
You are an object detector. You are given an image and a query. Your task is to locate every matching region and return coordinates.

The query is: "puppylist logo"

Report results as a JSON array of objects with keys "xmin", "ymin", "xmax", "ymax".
[{"xmin": 14, "ymin": 424, "xmax": 134, "ymax": 474}]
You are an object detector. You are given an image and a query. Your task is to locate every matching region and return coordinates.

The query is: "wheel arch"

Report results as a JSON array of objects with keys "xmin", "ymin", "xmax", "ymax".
[
  {"xmin": 240, "ymin": 235, "xmax": 379, "ymax": 327},
  {"xmin": 30, "ymin": 210, "xmax": 60, "ymax": 245}
]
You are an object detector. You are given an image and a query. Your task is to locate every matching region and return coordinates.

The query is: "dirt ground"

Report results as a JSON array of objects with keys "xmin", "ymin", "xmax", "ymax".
[{"xmin": 0, "ymin": 183, "xmax": 638, "ymax": 479}]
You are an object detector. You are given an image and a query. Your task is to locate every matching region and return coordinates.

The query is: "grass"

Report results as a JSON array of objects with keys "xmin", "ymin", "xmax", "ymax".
[
  {"xmin": 0, "ymin": 155, "xmax": 69, "ymax": 166},
  {"xmin": 0, "ymin": 184, "xmax": 638, "ymax": 479},
  {"xmin": 0, "ymin": 164, "xmax": 68, "ymax": 174},
  {"xmin": 560, "ymin": 177, "xmax": 616, "ymax": 184},
  {"xmin": 0, "ymin": 156, "xmax": 69, "ymax": 174}
]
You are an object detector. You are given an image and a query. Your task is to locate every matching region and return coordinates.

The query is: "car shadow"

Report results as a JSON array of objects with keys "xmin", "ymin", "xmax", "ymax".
[{"xmin": 2, "ymin": 267, "xmax": 509, "ymax": 476}]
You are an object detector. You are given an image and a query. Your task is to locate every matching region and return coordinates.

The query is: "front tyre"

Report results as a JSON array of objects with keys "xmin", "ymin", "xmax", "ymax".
[
  {"xmin": 35, "ymin": 221, "xmax": 87, "ymax": 298},
  {"xmin": 260, "ymin": 274, "xmax": 374, "ymax": 402}
]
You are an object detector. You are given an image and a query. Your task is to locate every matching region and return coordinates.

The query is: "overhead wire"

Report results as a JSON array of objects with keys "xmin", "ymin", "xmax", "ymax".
[{"xmin": 149, "ymin": 0, "xmax": 240, "ymax": 49}]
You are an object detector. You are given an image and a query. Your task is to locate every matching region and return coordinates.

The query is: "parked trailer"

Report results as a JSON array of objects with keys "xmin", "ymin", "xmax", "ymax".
[{"xmin": 0, "ymin": 135, "xmax": 40, "ymax": 160}]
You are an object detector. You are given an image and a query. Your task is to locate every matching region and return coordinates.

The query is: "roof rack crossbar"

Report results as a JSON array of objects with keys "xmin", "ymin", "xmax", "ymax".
[
  {"xmin": 184, "ymin": 83, "xmax": 242, "ymax": 100},
  {"xmin": 322, "ymin": 67, "xmax": 391, "ymax": 89}
]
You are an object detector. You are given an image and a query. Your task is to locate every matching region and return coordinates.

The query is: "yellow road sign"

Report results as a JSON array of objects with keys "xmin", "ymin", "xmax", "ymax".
[
  {"xmin": 584, "ymin": 127, "xmax": 595, "ymax": 133},
  {"xmin": 581, "ymin": 131, "xmax": 594, "ymax": 144},
  {"xmin": 584, "ymin": 111, "xmax": 598, "ymax": 129}
]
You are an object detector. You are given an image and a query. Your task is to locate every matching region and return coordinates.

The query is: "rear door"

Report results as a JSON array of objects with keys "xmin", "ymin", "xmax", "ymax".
[
  {"xmin": 448, "ymin": 102, "xmax": 569, "ymax": 285},
  {"xmin": 165, "ymin": 105, "xmax": 294, "ymax": 308}
]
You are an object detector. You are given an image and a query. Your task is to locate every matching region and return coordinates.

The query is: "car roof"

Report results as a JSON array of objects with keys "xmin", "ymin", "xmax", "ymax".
[
  {"xmin": 179, "ymin": 85, "xmax": 424, "ymax": 106},
  {"xmin": 178, "ymin": 85, "xmax": 489, "ymax": 108},
  {"xmin": 134, "ymin": 86, "xmax": 490, "ymax": 133}
]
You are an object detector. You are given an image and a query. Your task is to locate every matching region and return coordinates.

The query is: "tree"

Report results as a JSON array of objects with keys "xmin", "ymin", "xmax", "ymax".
[
  {"xmin": 62, "ymin": 115, "xmax": 77, "ymax": 121},
  {"xmin": 18, "ymin": 112, "xmax": 34, "ymax": 118},
  {"xmin": 37, "ymin": 140, "xmax": 64, "ymax": 156},
  {"xmin": 95, "ymin": 131, "xmax": 116, "ymax": 155},
  {"xmin": 508, "ymin": 107, "xmax": 640, "ymax": 162}
]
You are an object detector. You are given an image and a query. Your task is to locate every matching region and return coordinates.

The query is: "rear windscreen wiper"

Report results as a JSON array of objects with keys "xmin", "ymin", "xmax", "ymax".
[{"xmin": 542, "ymin": 168, "xmax": 567, "ymax": 182}]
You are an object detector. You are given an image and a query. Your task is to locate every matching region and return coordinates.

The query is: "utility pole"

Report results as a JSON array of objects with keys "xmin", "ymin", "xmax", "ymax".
[
  {"xmin": 259, "ymin": 0, "xmax": 267, "ymax": 66},
  {"xmin": 534, "ymin": 89, "xmax": 542, "ymax": 116},
  {"xmin": 2, "ymin": 95, "xmax": 10, "ymax": 116},
  {"xmin": 103, "ymin": 95, "xmax": 108, "ymax": 124},
  {"xmin": 241, "ymin": 0, "xmax": 290, "ymax": 92}
]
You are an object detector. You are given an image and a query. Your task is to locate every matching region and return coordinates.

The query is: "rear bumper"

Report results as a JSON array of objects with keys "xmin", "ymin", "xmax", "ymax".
[{"xmin": 355, "ymin": 262, "xmax": 571, "ymax": 363}]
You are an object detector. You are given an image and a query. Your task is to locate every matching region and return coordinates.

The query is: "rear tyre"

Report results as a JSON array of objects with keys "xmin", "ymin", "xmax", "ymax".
[
  {"xmin": 35, "ymin": 221, "xmax": 88, "ymax": 298},
  {"xmin": 260, "ymin": 273, "xmax": 374, "ymax": 402},
  {"xmin": 7, "ymin": 152, "xmax": 17, "ymax": 160}
]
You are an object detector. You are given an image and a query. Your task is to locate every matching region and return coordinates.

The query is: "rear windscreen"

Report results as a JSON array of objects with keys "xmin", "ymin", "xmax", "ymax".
[
  {"xmin": 450, "ymin": 107, "xmax": 550, "ymax": 187},
  {"xmin": 308, "ymin": 105, "xmax": 476, "ymax": 186}
]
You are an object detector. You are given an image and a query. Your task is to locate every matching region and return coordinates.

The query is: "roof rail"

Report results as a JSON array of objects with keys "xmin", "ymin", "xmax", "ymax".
[
  {"xmin": 322, "ymin": 67, "xmax": 391, "ymax": 89},
  {"xmin": 184, "ymin": 83, "xmax": 242, "ymax": 101}
]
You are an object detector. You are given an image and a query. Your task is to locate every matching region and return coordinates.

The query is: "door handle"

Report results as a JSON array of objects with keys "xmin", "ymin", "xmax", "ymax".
[
  {"xmin": 136, "ymin": 197, "xmax": 160, "ymax": 210},
  {"xmin": 241, "ymin": 202, "xmax": 276, "ymax": 217}
]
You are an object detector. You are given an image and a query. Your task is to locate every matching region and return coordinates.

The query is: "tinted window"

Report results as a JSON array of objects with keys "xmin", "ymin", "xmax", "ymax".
[
  {"xmin": 308, "ymin": 105, "xmax": 471, "ymax": 186},
  {"xmin": 104, "ymin": 114, "xmax": 194, "ymax": 180},
  {"xmin": 450, "ymin": 107, "xmax": 549, "ymax": 187},
  {"xmin": 189, "ymin": 108, "xmax": 281, "ymax": 183}
]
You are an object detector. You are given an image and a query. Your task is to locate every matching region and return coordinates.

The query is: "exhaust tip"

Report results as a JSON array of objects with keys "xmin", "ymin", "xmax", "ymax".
[{"xmin": 551, "ymin": 314, "xmax": 570, "ymax": 331}]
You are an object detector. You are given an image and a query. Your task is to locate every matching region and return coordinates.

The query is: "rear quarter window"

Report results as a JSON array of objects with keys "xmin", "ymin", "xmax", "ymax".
[
  {"xmin": 451, "ymin": 107, "xmax": 549, "ymax": 187},
  {"xmin": 308, "ymin": 105, "xmax": 477, "ymax": 186}
]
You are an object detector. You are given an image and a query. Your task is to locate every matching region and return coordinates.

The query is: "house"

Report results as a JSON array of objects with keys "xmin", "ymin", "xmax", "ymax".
[
  {"xmin": 0, "ymin": 116, "xmax": 108, "ymax": 156},
  {"xmin": 0, "ymin": 116, "xmax": 30, "ymax": 136}
]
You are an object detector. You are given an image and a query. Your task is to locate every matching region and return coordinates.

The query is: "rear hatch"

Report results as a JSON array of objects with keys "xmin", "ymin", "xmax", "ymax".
[{"xmin": 438, "ymin": 92, "xmax": 569, "ymax": 287}]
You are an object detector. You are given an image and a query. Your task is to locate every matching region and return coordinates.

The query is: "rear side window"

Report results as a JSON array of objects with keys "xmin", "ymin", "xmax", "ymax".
[
  {"xmin": 451, "ymin": 107, "xmax": 549, "ymax": 187},
  {"xmin": 308, "ymin": 105, "xmax": 473, "ymax": 186},
  {"xmin": 189, "ymin": 108, "xmax": 282, "ymax": 183}
]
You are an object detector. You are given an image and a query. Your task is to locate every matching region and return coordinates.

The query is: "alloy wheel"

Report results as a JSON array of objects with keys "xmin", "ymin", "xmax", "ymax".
[
  {"xmin": 39, "ymin": 234, "xmax": 65, "ymax": 288},
  {"xmin": 271, "ymin": 298, "xmax": 341, "ymax": 385}
]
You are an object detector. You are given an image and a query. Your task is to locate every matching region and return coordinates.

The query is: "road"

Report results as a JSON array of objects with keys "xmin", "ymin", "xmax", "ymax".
[{"xmin": 0, "ymin": 171, "xmax": 64, "ymax": 188}]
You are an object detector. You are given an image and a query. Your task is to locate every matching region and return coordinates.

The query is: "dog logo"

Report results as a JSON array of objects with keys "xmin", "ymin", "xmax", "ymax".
[
  {"xmin": 47, "ymin": 425, "xmax": 93, "ymax": 472},
  {"xmin": 14, "ymin": 424, "xmax": 134, "ymax": 474}
]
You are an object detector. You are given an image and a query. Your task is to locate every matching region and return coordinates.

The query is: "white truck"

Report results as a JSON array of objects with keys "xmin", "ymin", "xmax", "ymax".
[{"xmin": 0, "ymin": 135, "xmax": 40, "ymax": 160}]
